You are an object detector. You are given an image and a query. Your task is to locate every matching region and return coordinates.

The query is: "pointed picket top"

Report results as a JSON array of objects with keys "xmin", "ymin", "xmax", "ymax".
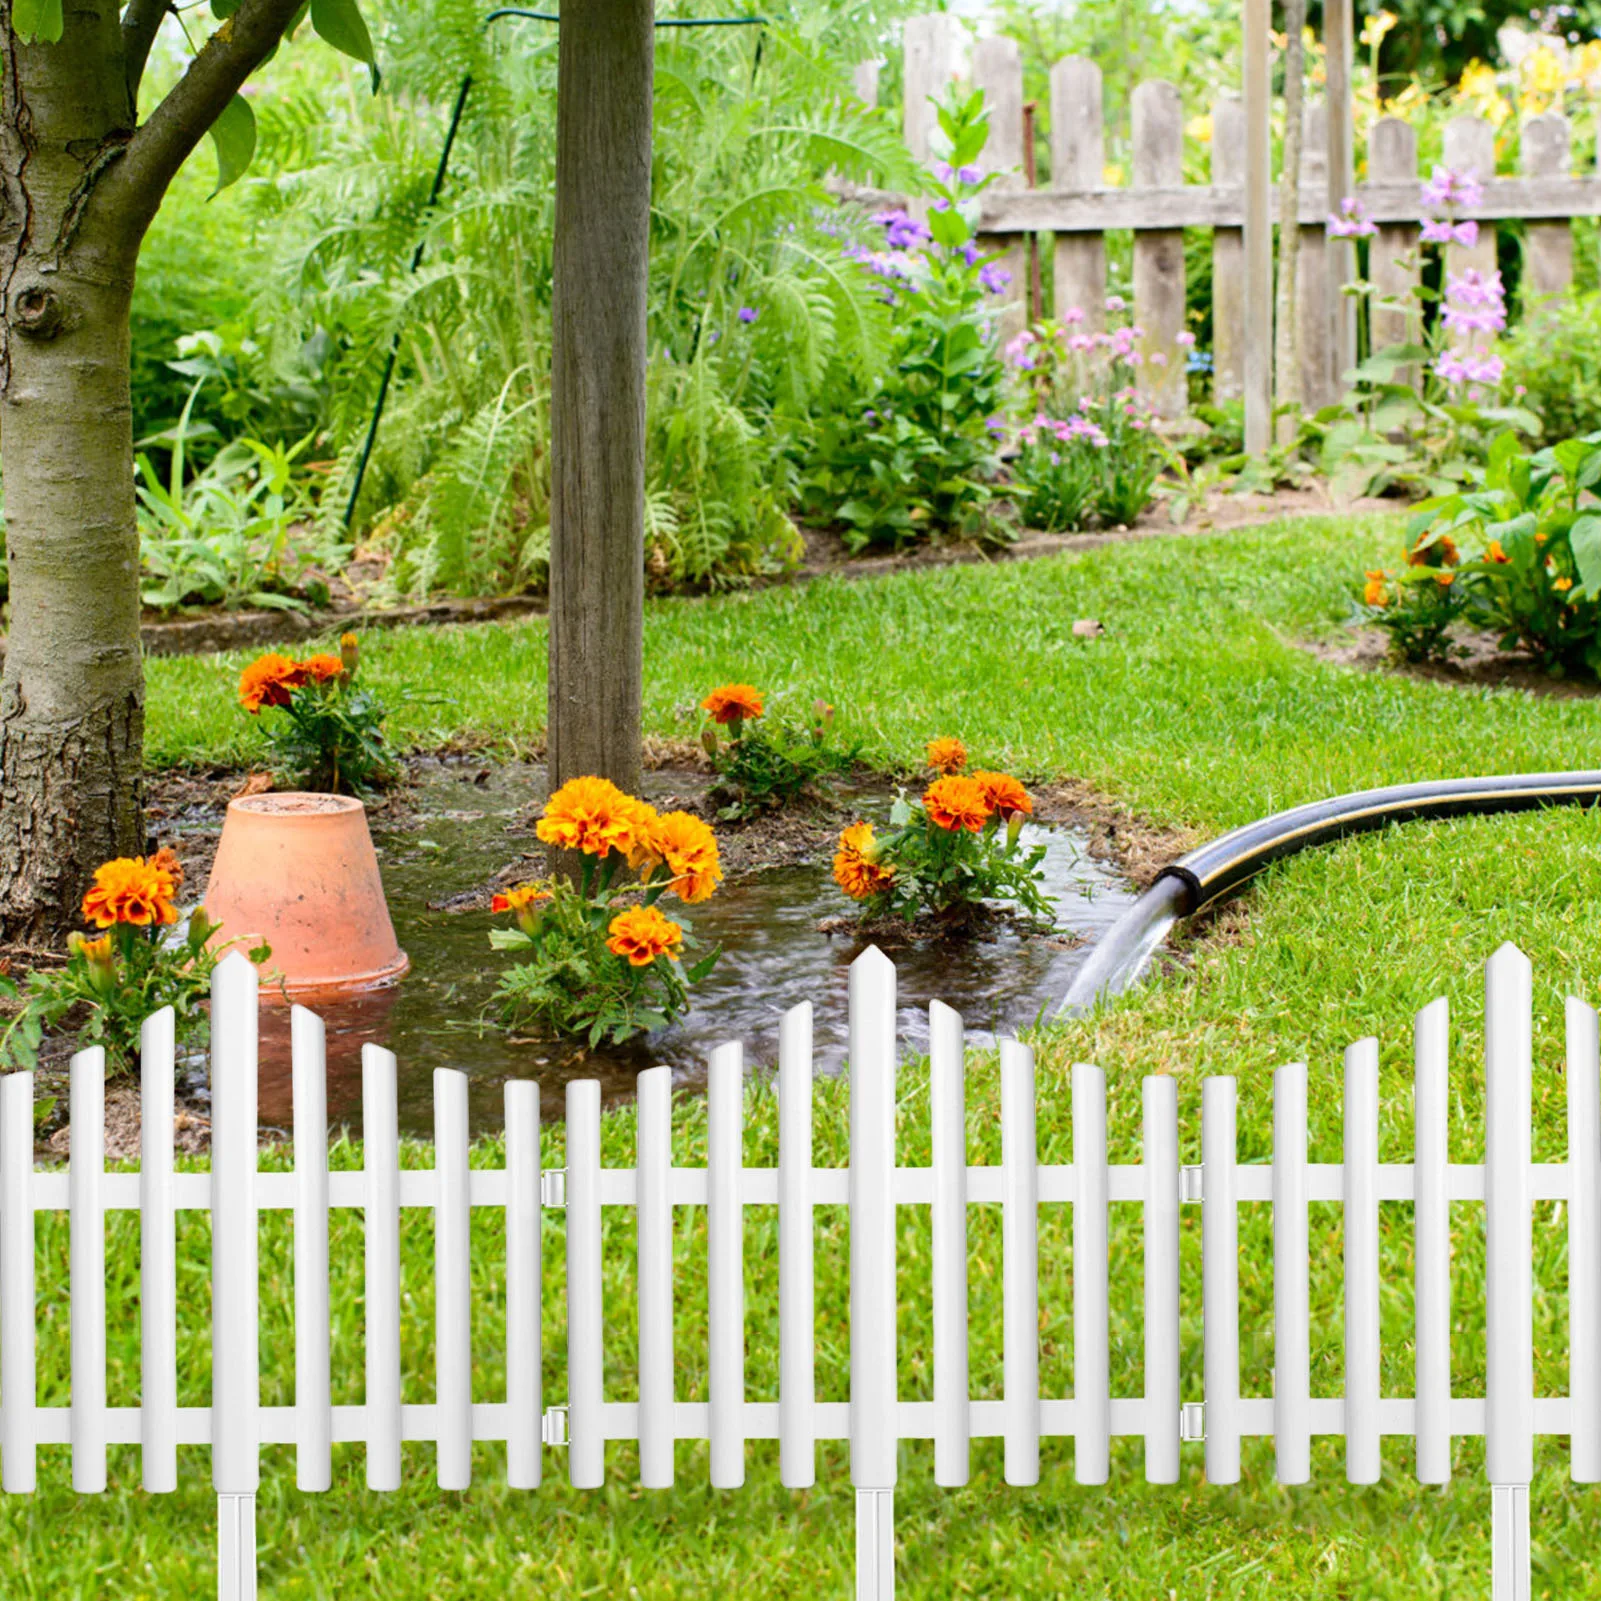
[
  {"xmin": 851, "ymin": 943, "xmax": 895, "ymax": 980},
  {"xmin": 1488, "ymin": 941, "xmax": 1531, "ymax": 976},
  {"xmin": 929, "ymin": 996, "xmax": 962, "ymax": 1032}
]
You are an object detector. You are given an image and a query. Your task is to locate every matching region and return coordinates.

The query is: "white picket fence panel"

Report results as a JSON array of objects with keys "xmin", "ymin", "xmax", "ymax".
[{"xmin": 0, "ymin": 942, "xmax": 1595, "ymax": 1601}]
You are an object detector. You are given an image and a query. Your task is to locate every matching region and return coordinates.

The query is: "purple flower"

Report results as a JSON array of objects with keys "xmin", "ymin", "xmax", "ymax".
[
  {"xmin": 737, "ymin": 306, "xmax": 758, "ymax": 324},
  {"xmin": 1061, "ymin": 305, "xmax": 1086, "ymax": 325},
  {"xmin": 1435, "ymin": 349, "xmax": 1504, "ymax": 386},
  {"xmin": 933, "ymin": 161, "xmax": 984, "ymax": 185},
  {"xmin": 870, "ymin": 208, "xmax": 930, "ymax": 250},
  {"xmin": 959, "ymin": 241, "xmax": 981, "ymax": 266},
  {"xmin": 1420, "ymin": 165, "xmax": 1484, "ymax": 211},
  {"xmin": 985, "ymin": 414, "xmax": 1007, "ymax": 436},
  {"xmin": 1327, "ymin": 196, "xmax": 1377, "ymax": 238},
  {"xmin": 1421, "ymin": 217, "xmax": 1480, "ymax": 247},
  {"xmin": 979, "ymin": 262, "xmax": 1012, "ymax": 295},
  {"xmin": 1003, "ymin": 330, "xmax": 1037, "ymax": 368}
]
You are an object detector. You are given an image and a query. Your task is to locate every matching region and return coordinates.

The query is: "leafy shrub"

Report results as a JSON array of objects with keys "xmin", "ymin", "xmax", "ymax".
[
  {"xmin": 699, "ymin": 682, "xmax": 857, "ymax": 820},
  {"xmin": 832, "ymin": 743, "xmax": 1050, "ymax": 926},
  {"xmin": 1499, "ymin": 289, "xmax": 1601, "ymax": 446},
  {"xmin": 236, "ymin": 637, "xmax": 398, "ymax": 794},
  {"xmin": 0, "ymin": 850, "xmax": 268, "ymax": 1075},
  {"xmin": 488, "ymin": 779, "xmax": 721, "ymax": 1045},
  {"xmin": 800, "ymin": 91, "xmax": 1011, "ymax": 550},
  {"xmin": 1360, "ymin": 432, "xmax": 1601, "ymax": 674}
]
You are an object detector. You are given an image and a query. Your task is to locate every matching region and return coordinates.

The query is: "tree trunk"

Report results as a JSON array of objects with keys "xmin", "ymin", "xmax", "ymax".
[
  {"xmin": 1272, "ymin": 0, "xmax": 1306, "ymax": 444},
  {"xmin": 0, "ymin": 8, "xmax": 147, "ymax": 944},
  {"xmin": 547, "ymin": 0, "xmax": 653, "ymax": 834}
]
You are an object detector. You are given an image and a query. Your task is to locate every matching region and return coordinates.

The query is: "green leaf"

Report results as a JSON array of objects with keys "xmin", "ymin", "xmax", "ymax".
[
  {"xmin": 11, "ymin": 0, "xmax": 63, "ymax": 43},
  {"xmin": 310, "ymin": 0, "xmax": 380, "ymax": 87},
  {"xmin": 488, "ymin": 928, "xmax": 535, "ymax": 951},
  {"xmin": 207, "ymin": 94, "xmax": 257, "ymax": 197},
  {"xmin": 1569, "ymin": 514, "xmax": 1601, "ymax": 594}
]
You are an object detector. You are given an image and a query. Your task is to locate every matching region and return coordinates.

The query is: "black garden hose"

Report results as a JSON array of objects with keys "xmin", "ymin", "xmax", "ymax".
[{"xmin": 1058, "ymin": 770, "xmax": 1601, "ymax": 1015}]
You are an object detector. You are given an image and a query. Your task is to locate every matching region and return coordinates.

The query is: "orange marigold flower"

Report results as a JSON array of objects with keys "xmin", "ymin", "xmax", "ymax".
[
  {"xmin": 536, "ymin": 776, "xmax": 647, "ymax": 858},
  {"xmin": 1363, "ymin": 569, "xmax": 1389, "ymax": 607},
  {"xmin": 1486, "ymin": 539, "xmax": 1511, "ymax": 564},
  {"xmin": 67, "ymin": 932, "xmax": 114, "ymax": 965},
  {"xmin": 300, "ymin": 653, "xmax": 346, "ymax": 682},
  {"xmin": 923, "ymin": 775, "xmax": 992, "ymax": 833},
  {"xmin": 606, "ymin": 904, "xmax": 684, "ymax": 967},
  {"xmin": 81, "ymin": 855, "xmax": 180, "ymax": 929},
  {"xmin": 701, "ymin": 683, "xmax": 765, "ymax": 725},
  {"xmin": 833, "ymin": 820, "xmax": 895, "ymax": 901},
  {"xmin": 636, "ymin": 808, "xmax": 722, "ymax": 903},
  {"xmin": 340, "ymin": 632, "xmax": 360, "ymax": 650},
  {"xmin": 1436, "ymin": 571, "xmax": 1455, "ymax": 587},
  {"xmin": 238, "ymin": 652, "xmax": 306, "ymax": 713},
  {"xmin": 1407, "ymin": 533, "xmax": 1459, "ymax": 567},
  {"xmin": 970, "ymin": 770, "xmax": 1032, "ymax": 819},
  {"xmin": 149, "ymin": 845, "xmax": 185, "ymax": 892},
  {"xmin": 490, "ymin": 883, "xmax": 550, "ymax": 914},
  {"xmin": 925, "ymin": 736, "xmax": 968, "ymax": 775},
  {"xmin": 1554, "ymin": 576, "xmax": 1574, "ymax": 592}
]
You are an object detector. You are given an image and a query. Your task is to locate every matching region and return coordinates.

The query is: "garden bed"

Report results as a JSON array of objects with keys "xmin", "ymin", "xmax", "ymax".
[{"xmin": 1306, "ymin": 626, "xmax": 1601, "ymax": 700}]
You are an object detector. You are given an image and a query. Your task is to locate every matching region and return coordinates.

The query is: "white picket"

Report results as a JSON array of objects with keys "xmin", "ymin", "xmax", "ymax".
[
  {"xmin": 1485, "ymin": 944, "xmax": 1534, "ymax": 1486},
  {"xmin": 1001, "ymin": 1039, "xmax": 1040, "ymax": 1486},
  {"xmin": 69, "ymin": 1045, "xmax": 107, "ymax": 1493},
  {"xmin": 140, "ymin": 1006, "xmax": 178, "ymax": 1493},
  {"xmin": 434, "ymin": 1069, "xmax": 472, "ymax": 1490},
  {"xmin": 0, "ymin": 1067, "xmax": 35, "ymax": 1493},
  {"xmin": 503, "ymin": 1079, "xmax": 542, "ymax": 1490},
  {"xmin": 778, "ymin": 1003, "xmax": 816, "ymax": 1490},
  {"xmin": 636, "ymin": 1064, "xmax": 674, "ymax": 1489},
  {"xmin": 362, "ymin": 1042, "xmax": 402, "ymax": 1491},
  {"xmin": 709, "ymin": 1040, "xmax": 746, "ymax": 1489},
  {"xmin": 1413, "ymin": 996, "xmax": 1452, "ymax": 1485},
  {"xmin": 1567, "ymin": 995, "xmax": 1601, "ymax": 1481},
  {"xmin": 1141, "ymin": 1074, "xmax": 1179, "ymax": 1483},
  {"xmin": 1344, "ymin": 1039, "xmax": 1381, "ymax": 1485},
  {"xmin": 1202, "ymin": 1075, "xmax": 1241, "ymax": 1485},
  {"xmin": 1272, "ymin": 1061, "xmax": 1310, "ymax": 1484},
  {"xmin": 930, "ymin": 999, "xmax": 969, "ymax": 1487},
  {"xmin": 1073, "ymin": 1062, "xmax": 1109, "ymax": 1485},
  {"xmin": 291, "ymin": 1006, "xmax": 332, "ymax": 1493},
  {"xmin": 566, "ymin": 1078, "xmax": 604, "ymax": 1488}
]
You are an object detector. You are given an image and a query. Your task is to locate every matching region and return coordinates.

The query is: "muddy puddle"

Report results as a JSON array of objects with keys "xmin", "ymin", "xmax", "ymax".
[{"xmin": 173, "ymin": 763, "xmax": 1137, "ymax": 1138}]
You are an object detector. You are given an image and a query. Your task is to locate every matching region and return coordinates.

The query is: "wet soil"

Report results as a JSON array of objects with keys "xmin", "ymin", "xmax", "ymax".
[
  {"xmin": 30, "ymin": 757, "xmax": 1184, "ymax": 1150},
  {"xmin": 1302, "ymin": 626, "xmax": 1601, "ymax": 700}
]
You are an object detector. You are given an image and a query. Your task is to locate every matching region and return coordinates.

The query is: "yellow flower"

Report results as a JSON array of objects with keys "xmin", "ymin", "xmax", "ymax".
[
  {"xmin": 833, "ymin": 821, "xmax": 895, "ymax": 901},
  {"xmin": 1359, "ymin": 9, "xmax": 1397, "ymax": 48},
  {"xmin": 606, "ymin": 904, "xmax": 684, "ymax": 967},
  {"xmin": 536, "ymin": 776, "xmax": 648, "ymax": 859},
  {"xmin": 1363, "ymin": 569, "xmax": 1389, "ymax": 607},
  {"xmin": 1554, "ymin": 576, "xmax": 1574, "ymax": 592},
  {"xmin": 491, "ymin": 882, "xmax": 550, "ymax": 914},
  {"xmin": 81, "ymin": 855, "xmax": 180, "ymax": 928},
  {"xmin": 1185, "ymin": 114, "xmax": 1213, "ymax": 144}
]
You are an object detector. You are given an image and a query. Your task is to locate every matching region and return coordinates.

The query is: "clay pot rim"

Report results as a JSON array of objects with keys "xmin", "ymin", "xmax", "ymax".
[
  {"xmin": 227, "ymin": 791, "xmax": 364, "ymax": 819},
  {"xmin": 256, "ymin": 949, "xmax": 412, "ymax": 1007}
]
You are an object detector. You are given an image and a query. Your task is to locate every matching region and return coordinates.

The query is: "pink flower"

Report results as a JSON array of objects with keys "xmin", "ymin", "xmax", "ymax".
[
  {"xmin": 1175, "ymin": 330, "xmax": 1197, "ymax": 347},
  {"xmin": 1150, "ymin": 351, "xmax": 1167, "ymax": 366},
  {"xmin": 1068, "ymin": 333, "xmax": 1094, "ymax": 351},
  {"xmin": 1062, "ymin": 305, "xmax": 1086, "ymax": 324},
  {"xmin": 1105, "ymin": 294, "xmax": 1126, "ymax": 312},
  {"xmin": 1327, "ymin": 197, "xmax": 1377, "ymax": 238},
  {"xmin": 1420, "ymin": 165, "xmax": 1484, "ymax": 211}
]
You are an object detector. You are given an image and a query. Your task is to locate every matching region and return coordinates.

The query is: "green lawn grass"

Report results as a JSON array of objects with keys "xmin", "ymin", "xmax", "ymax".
[{"xmin": 29, "ymin": 515, "xmax": 1601, "ymax": 1596}]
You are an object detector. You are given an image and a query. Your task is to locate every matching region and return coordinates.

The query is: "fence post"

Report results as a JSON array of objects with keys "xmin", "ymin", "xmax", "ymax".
[
  {"xmin": 850, "ymin": 946, "xmax": 897, "ymax": 1600},
  {"xmin": 1131, "ymin": 80, "xmax": 1186, "ymax": 416},
  {"xmin": 1369, "ymin": 116, "xmax": 1420, "ymax": 388},
  {"xmin": 1343, "ymin": 1038, "xmax": 1380, "ymax": 1485},
  {"xmin": 1295, "ymin": 101, "xmax": 1335, "ymax": 410},
  {"xmin": 972, "ymin": 35, "xmax": 1028, "ymax": 341},
  {"xmin": 1049, "ymin": 56, "xmax": 1106, "ymax": 331},
  {"xmin": 212, "ymin": 952, "xmax": 260, "ymax": 1601},
  {"xmin": 1443, "ymin": 114, "xmax": 1498, "ymax": 325},
  {"xmin": 1522, "ymin": 112, "xmax": 1572, "ymax": 313},
  {"xmin": 1209, "ymin": 95, "xmax": 1246, "ymax": 402},
  {"xmin": 1485, "ymin": 944, "xmax": 1533, "ymax": 1601},
  {"xmin": 852, "ymin": 60, "xmax": 880, "ymax": 108},
  {"xmin": 1242, "ymin": 0, "xmax": 1273, "ymax": 452},
  {"xmin": 902, "ymin": 13, "xmax": 963, "ymax": 164},
  {"xmin": 434, "ymin": 1069, "xmax": 473, "ymax": 1491},
  {"xmin": 1073, "ymin": 1062, "xmax": 1110, "ymax": 1484}
]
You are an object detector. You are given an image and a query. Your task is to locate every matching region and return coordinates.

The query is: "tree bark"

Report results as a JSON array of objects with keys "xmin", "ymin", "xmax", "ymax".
[
  {"xmin": 547, "ymin": 0, "xmax": 653, "ymax": 829},
  {"xmin": 0, "ymin": 4, "xmax": 146, "ymax": 943}
]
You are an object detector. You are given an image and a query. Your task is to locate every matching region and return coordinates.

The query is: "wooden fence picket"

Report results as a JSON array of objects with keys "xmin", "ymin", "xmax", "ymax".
[
  {"xmin": 1296, "ymin": 101, "xmax": 1336, "ymax": 411},
  {"xmin": 1369, "ymin": 115, "xmax": 1420, "ymax": 388},
  {"xmin": 1523, "ymin": 112, "xmax": 1573, "ymax": 310},
  {"xmin": 971, "ymin": 34, "xmax": 1028, "ymax": 342},
  {"xmin": 1209, "ymin": 95, "xmax": 1247, "ymax": 402},
  {"xmin": 1049, "ymin": 56, "xmax": 1106, "ymax": 330},
  {"xmin": 1131, "ymin": 80, "xmax": 1187, "ymax": 416},
  {"xmin": 1444, "ymin": 114, "xmax": 1499, "ymax": 297}
]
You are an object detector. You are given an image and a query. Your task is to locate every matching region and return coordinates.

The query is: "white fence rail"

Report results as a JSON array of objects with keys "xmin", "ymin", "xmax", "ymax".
[{"xmin": 0, "ymin": 942, "xmax": 1595, "ymax": 1600}]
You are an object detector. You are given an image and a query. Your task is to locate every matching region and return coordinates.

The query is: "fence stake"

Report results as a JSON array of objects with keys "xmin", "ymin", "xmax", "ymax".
[
  {"xmin": 708, "ymin": 1040, "xmax": 746, "ymax": 1489},
  {"xmin": 505, "ymin": 1079, "xmax": 543, "ymax": 1489},
  {"xmin": 292, "ymin": 1007, "xmax": 332, "ymax": 1493},
  {"xmin": 1569, "ymin": 994, "xmax": 1601, "ymax": 1481},
  {"xmin": 930, "ymin": 999, "xmax": 969, "ymax": 1486},
  {"xmin": 141, "ymin": 1007, "xmax": 179, "ymax": 1494},
  {"xmin": 217, "ymin": 1492, "xmax": 256, "ymax": 1601},
  {"xmin": 566, "ymin": 1079, "xmax": 604, "ymax": 1488},
  {"xmin": 362, "ymin": 1043, "xmax": 402, "ymax": 1491},
  {"xmin": 638, "ymin": 1064, "xmax": 675, "ymax": 1488},
  {"xmin": 972, "ymin": 35, "xmax": 1028, "ymax": 342},
  {"xmin": 1002, "ymin": 1040, "xmax": 1041, "ymax": 1486},
  {"xmin": 1492, "ymin": 1482, "xmax": 1531, "ymax": 1601},
  {"xmin": 1414, "ymin": 997, "xmax": 1452, "ymax": 1483},
  {"xmin": 1142, "ymin": 1075, "xmax": 1179, "ymax": 1482},
  {"xmin": 855, "ymin": 1486, "xmax": 895, "ymax": 1601},
  {"xmin": 1273, "ymin": 1061, "xmax": 1310, "ymax": 1484},
  {"xmin": 434, "ymin": 1068, "xmax": 473, "ymax": 1490},
  {"xmin": 1344, "ymin": 1038, "xmax": 1381, "ymax": 1484},
  {"xmin": 1073, "ymin": 1061, "xmax": 1109, "ymax": 1484},
  {"xmin": 778, "ymin": 1003, "xmax": 817, "ymax": 1489},
  {"xmin": 1202, "ymin": 1076, "xmax": 1240, "ymax": 1483},
  {"xmin": 69, "ymin": 1045, "xmax": 107, "ymax": 1494}
]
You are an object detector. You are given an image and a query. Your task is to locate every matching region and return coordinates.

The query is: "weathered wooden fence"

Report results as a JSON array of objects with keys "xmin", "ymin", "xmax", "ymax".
[
  {"xmin": 868, "ymin": 14, "xmax": 1601, "ymax": 426},
  {"xmin": 0, "ymin": 944, "xmax": 1595, "ymax": 1600}
]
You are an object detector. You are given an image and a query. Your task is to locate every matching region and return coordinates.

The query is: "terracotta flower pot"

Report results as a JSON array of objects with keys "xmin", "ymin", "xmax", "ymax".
[{"xmin": 203, "ymin": 792, "xmax": 409, "ymax": 1000}]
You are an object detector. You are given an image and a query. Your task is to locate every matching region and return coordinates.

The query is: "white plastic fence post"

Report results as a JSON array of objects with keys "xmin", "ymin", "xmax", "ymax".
[
  {"xmin": 1202, "ymin": 1076, "xmax": 1240, "ymax": 1484},
  {"xmin": 849, "ymin": 947, "xmax": 897, "ymax": 1601},
  {"xmin": 211, "ymin": 953, "xmax": 260, "ymax": 1601},
  {"xmin": 434, "ymin": 1068, "xmax": 472, "ymax": 1490},
  {"xmin": 70, "ymin": 1045, "xmax": 107, "ymax": 1494},
  {"xmin": 637, "ymin": 1064, "xmax": 675, "ymax": 1489},
  {"xmin": 1414, "ymin": 997, "xmax": 1452, "ymax": 1484},
  {"xmin": 0, "ymin": 1068, "xmax": 35, "ymax": 1494},
  {"xmin": 1142, "ymin": 1075, "xmax": 1179, "ymax": 1483},
  {"xmin": 1002, "ymin": 1040, "xmax": 1040, "ymax": 1487},
  {"xmin": 709, "ymin": 1041, "xmax": 746, "ymax": 1489},
  {"xmin": 930, "ymin": 1000, "xmax": 969, "ymax": 1488},
  {"xmin": 291, "ymin": 1006, "xmax": 332, "ymax": 1493},
  {"xmin": 566, "ymin": 1079, "xmax": 604, "ymax": 1488},
  {"xmin": 1485, "ymin": 945, "xmax": 1534, "ymax": 1601},
  {"xmin": 1073, "ymin": 1061, "xmax": 1109, "ymax": 1485},
  {"xmin": 141, "ymin": 1006, "xmax": 178, "ymax": 1494},
  {"xmin": 1272, "ymin": 1062, "xmax": 1310, "ymax": 1484},
  {"xmin": 1344, "ymin": 1038, "xmax": 1381, "ymax": 1484},
  {"xmin": 778, "ymin": 1003, "xmax": 816, "ymax": 1490},
  {"xmin": 504, "ymin": 1080, "xmax": 542, "ymax": 1490},
  {"xmin": 1567, "ymin": 994, "xmax": 1601, "ymax": 1481},
  {"xmin": 362, "ymin": 1043, "xmax": 402, "ymax": 1491}
]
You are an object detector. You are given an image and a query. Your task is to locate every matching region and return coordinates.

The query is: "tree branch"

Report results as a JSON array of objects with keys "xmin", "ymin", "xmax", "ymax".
[
  {"xmin": 102, "ymin": 0, "xmax": 303, "ymax": 239},
  {"xmin": 121, "ymin": 0, "xmax": 171, "ymax": 108}
]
